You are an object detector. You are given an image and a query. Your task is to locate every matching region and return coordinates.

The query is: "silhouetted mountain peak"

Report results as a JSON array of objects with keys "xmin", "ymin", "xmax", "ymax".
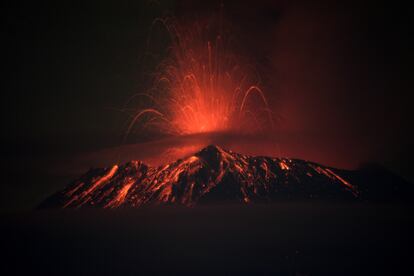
[
  {"xmin": 194, "ymin": 144, "xmax": 233, "ymax": 170},
  {"xmin": 198, "ymin": 144, "xmax": 223, "ymax": 154},
  {"xmin": 39, "ymin": 145, "xmax": 413, "ymax": 208}
]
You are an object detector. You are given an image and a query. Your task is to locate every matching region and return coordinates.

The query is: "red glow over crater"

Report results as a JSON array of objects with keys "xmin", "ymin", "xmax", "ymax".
[{"xmin": 126, "ymin": 18, "xmax": 274, "ymax": 138}]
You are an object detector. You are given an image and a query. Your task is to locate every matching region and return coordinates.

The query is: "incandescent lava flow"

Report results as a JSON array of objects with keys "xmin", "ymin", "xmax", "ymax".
[{"xmin": 39, "ymin": 145, "xmax": 412, "ymax": 208}]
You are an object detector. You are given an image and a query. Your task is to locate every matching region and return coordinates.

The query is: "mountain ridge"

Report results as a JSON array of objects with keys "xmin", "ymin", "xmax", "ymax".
[{"xmin": 39, "ymin": 145, "xmax": 412, "ymax": 208}]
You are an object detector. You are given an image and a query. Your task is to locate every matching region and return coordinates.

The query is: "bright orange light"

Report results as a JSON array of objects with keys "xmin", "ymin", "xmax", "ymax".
[
  {"xmin": 126, "ymin": 17, "xmax": 274, "ymax": 138},
  {"xmin": 105, "ymin": 179, "xmax": 134, "ymax": 208}
]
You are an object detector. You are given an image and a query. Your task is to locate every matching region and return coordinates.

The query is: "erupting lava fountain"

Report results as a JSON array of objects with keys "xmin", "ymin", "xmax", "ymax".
[{"xmin": 124, "ymin": 17, "xmax": 274, "ymax": 140}]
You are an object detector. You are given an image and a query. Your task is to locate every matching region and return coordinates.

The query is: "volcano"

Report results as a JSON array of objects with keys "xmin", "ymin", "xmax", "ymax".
[{"xmin": 39, "ymin": 145, "xmax": 412, "ymax": 208}]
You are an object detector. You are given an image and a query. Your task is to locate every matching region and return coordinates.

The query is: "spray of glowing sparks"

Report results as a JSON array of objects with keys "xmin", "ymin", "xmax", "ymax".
[{"xmin": 125, "ymin": 17, "xmax": 274, "ymax": 139}]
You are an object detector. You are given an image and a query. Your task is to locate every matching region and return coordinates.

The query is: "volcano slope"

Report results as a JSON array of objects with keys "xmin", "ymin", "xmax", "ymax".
[{"xmin": 39, "ymin": 145, "xmax": 412, "ymax": 208}]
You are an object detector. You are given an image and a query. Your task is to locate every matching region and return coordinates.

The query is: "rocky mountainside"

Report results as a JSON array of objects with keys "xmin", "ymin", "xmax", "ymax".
[{"xmin": 39, "ymin": 145, "xmax": 412, "ymax": 208}]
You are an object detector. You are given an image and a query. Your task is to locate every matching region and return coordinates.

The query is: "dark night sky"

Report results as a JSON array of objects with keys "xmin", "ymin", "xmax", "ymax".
[{"xmin": 3, "ymin": 0, "xmax": 414, "ymax": 209}]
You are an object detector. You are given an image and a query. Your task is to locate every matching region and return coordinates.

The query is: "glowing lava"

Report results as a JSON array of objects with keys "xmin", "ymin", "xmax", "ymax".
[
  {"xmin": 126, "ymin": 17, "xmax": 274, "ymax": 138},
  {"xmin": 41, "ymin": 145, "xmax": 365, "ymax": 209}
]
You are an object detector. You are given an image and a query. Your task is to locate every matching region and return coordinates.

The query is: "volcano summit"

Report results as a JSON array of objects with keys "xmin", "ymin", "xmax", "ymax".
[{"xmin": 40, "ymin": 145, "xmax": 412, "ymax": 208}]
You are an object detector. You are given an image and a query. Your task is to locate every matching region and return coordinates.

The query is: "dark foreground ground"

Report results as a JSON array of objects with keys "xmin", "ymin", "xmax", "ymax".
[{"xmin": 1, "ymin": 203, "xmax": 413, "ymax": 275}]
